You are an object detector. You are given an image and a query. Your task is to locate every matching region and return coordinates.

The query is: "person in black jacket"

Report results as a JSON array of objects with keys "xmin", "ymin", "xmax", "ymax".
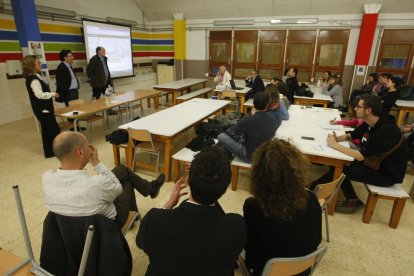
[
  {"xmin": 136, "ymin": 148, "xmax": 247, "ymax": 276},
  {"xmin": 380, "ymin": 76, "xmax": 401, "ymax": 115},
  {"xmin": 55, "ymin": 49, "xmax": 80, "ymax": 106},
  {"xmin": 86, "ymin": 46, "xmax": 112, "ymax": 99},
  {"xmin": 22, "ymin": 55, "xmax": 60, "ymax": 158},
  {"xmin": 285, "ymin": 67, "xmax": 299, "ymax": 103},
  {"xmin": 245, "ymin": 69, "xmax": 265, "ymax": 99},
  {"xmin": 244, "ymin": 139, "xmax": 322, "ymax": 276}
]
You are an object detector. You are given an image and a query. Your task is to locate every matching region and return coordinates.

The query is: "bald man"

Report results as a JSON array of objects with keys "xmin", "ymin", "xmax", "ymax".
[
  {"xmin": 42, "ymin": 132, "xmax": 165, "ymax": 228},
  {"xmin": 214, "ymin": 65, "xmax": 232, "ymax": 88}
]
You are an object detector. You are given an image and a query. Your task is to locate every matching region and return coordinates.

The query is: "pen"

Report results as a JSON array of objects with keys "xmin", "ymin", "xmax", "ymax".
[{"xmin": 332, "ymin": 117, "xmax": 337, "ymax": 122}]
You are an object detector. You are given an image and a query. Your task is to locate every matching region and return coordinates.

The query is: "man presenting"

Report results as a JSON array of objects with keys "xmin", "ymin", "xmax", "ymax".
[
  {"xmin": 87, "ymin": 46, "xmax": 112, "ymax": 99},
  {"xmin": 311, "ymin": 95, "xmax": 407, "ymax": 213},
  {"xmin": 43, "ymin": 132, "xmax": 165, "ymax": 228},
  {"xmin": 56, "ymin": 50, "xmax": 80, "ymax": 106},
  {"xmin": 214, "ymin": 65, "xmax": 232, "ymax": 88},
  {"xmin": 245, "ymin": 69, "xmax": 265, "ymax": 99}
]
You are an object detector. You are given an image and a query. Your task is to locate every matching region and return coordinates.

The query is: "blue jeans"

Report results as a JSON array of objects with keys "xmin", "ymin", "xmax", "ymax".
[{"xmin": 217, "ymin": 133, "xmax": 249, "ymax": 163}]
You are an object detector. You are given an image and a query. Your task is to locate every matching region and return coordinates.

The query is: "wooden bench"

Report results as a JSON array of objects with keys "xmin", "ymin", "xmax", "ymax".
[
  {"xmin": 362, "ymin": 184, "xmax": 409, "ymax": 228},
  {"xmin": 230, "ymin": 157, "xmax": 251, "ymax": 191},
  {"xmin": 175, "ymin": 87, "xmax": 212, "ymax": 104}
]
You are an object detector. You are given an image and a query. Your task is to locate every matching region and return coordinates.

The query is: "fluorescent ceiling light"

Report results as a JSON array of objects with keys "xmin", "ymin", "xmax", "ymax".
[
  {"xmin": 36, "ymin": 5, "xmax": 76, "ymax": 18},
  {"xmin": 270, "ymin": 18, "xmax": 318, "ymax": 24},
  {"xmin": 107, "ymin": 17, "xmax": 137, "ymax": 26},
  {"xmin": 213, "ymin": 20, "xmax": 254, "ymax": 26}
]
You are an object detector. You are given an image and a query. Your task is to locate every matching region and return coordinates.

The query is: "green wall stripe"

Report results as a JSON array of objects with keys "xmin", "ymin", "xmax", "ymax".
[
  {"xmin": 43, "ymin": 43, "xmax": 85, "ymax": 51},
  {"xmin": 133, "ymin": 45, "xmax": 174, "ymax": 51},
  {"xmin": 0, "ymin": 41, "xmax": 20, "ymax": 51}
]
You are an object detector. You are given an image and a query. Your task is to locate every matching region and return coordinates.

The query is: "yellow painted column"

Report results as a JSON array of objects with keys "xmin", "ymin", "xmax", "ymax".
[{"xmin": 173, "ymin": 12, "xmax": 186, "ymax": 61}]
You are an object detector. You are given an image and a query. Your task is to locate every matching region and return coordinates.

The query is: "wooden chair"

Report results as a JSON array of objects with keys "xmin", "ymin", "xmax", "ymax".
[
  {"xmin": 238, "ymin": 246, "xmax": 327, "ymax": 276},
  {"xmin": 313, "ymin": 174, "xmax": 345, "ymax": 242},
  {"xmin": 128, "ymin": 128, "xmax": 163, "ymax": 175},
  {"xmin": 112, "ymin": 143, "xmax": 128, "ymax": 166},
  {"xmin": 69, "ymin": 99, "xmax": 104, "ymax": 135},
  {"xmin": 222, "ymin": 90, "xmax": 239, "ymax": 112},
  {"xmin": 362, "ymin": 183, "xmax": 409, "ymax": 228},
  {"xmin": 120, "ymin": 211, "xmax": 140, "ymax": 235}
]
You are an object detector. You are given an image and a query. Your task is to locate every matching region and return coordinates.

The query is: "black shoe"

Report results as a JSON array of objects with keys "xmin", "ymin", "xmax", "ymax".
[
  {"xmin": 335, "ymin": 199, "xmax": 365, "ymax": 214},
  {"xmin": 150, "ymin": 173, "xmax": 165, "ymax": 198},
  {"xmin": 45, "ymin": 153, "xmax": 55, "ymax": 158},
  {"xmin": 69, "ymin": 127, "xmax": 87, "ymax": 131}
]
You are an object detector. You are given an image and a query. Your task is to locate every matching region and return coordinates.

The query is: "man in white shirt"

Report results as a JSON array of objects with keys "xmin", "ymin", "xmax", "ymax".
[
  {"xmin": 43, "ymin": 131, "xmax": 165, "ymax": 227},
  {"xmin": 214, "ymin": 65, "xmax": 232, "ymax": 88}
]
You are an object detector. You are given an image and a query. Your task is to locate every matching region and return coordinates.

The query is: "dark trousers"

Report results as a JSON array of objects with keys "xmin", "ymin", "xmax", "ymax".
[
  {"xmin": 63, "ymin": 89, "xmax": 79, "ymax": 107},
  {"xmin": 310, "ymin": 162, "xmax": 396, "ymax": 200},
  {"xmin": 111, "ymin": 165, "xmax": 152, "ymax": 228},
  {"xmin": 37, "ymin": 112, "xmax": 60, "ymax": 158},
  {"xmin": 92, "ymin": 87, "xmax": 106, "ymax": 99}
]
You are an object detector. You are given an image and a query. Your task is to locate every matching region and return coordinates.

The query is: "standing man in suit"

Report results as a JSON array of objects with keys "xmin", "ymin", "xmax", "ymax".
[
  {"xmin": 245, "ymin": 69, "xmax": 265, "ymax": 99},
  {"xmin": 136, "ymin": 148, "xmax": 247, "ymax": 276},
  {"xmin": 56, "ymin": 50, "xmax": 80, "ymax": 106},
  {"xmin": 86, "ymin": 46, "xmax": 112, "ymax": 99}
]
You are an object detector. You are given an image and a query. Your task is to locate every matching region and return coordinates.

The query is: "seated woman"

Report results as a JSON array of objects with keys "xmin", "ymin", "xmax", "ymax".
[
  {"xmin": 243, "ymin": 139, "xmax": 322, "ymax": 276},
  {"xmin": 348, "ymin": 73, "xmax": 378, "ymax": 104},
  {"xmin": 320, "ymin": 71, "xmax": 332, "ymax": 89},
  {"xmin": 264, "ymin": 85, "xmax": 289, "ymax": 126},
  {"xmin": 381, "ymin": 76, "xmax": 401, "ymax": 115},
  {"xmin": 322, "ymin": 74, "xmax": 344, "ymax": 108}
]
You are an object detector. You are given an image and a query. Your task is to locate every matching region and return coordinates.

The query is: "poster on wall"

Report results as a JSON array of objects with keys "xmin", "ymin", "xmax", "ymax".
[{"xmin": 27, "ymin": 41, "xmax": 50, "ymax": 85}]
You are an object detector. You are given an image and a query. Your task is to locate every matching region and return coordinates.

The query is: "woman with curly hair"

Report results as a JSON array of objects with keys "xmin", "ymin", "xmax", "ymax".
[{"xmin": 243, "ymin": 139, "xmax": 322, "ymax": 275}]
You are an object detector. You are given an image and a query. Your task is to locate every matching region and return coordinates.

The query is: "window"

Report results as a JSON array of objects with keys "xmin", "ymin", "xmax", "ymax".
[
  {"xmin": 233, "ymin": 30, "xmax": 258, "ymax": 78},
  {"xmin": 209, "ymin": 31, "xmax": 232, "ymax": 76},
  {"xmin": 258, "ymin": 30, "xmax": 285, "ymax": 79}
]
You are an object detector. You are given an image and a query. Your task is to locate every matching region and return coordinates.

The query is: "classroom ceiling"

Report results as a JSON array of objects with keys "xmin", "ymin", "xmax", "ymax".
[{"xmin": 133, "ymin": 0, "xmax": 414, "ymax": 21}]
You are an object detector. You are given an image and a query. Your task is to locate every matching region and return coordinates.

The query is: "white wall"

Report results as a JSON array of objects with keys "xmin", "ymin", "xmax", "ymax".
[{"xmin": 186, "ymin": 30, "xmax": 207, "ymax": 60}]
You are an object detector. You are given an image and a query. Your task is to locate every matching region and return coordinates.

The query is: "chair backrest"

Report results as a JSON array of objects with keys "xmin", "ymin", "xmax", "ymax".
[
  {"xmin": 261, "ymin": 245, "xmax": 328, "ymax": 276},
  {"xmin": 222, "ymin": 90, "xmax": 237, "ymax": 99},
  {"xmin": 69, "ymin": 99, "xmax": 86, "ymax": 106},
  {"xmin": 313, "ymin": 174, "xmax": 345, "ymax": 205},
  {"xmin": 128, "ymin": 128, "xmax": 152, "ymax": 142}
]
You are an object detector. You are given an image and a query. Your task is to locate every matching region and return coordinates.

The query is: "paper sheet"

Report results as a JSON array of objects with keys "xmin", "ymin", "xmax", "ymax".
[
  {"xmin": 318, "ymin": 122, "xmax": 343, "ymax": 130},
  {"xmin": 61, "ymin": 110, "xmax": 85, "ymax": 116}
]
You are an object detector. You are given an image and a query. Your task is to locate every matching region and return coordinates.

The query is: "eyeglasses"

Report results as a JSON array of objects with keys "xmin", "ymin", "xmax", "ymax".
[{"xmin": 355, "ymin": 105, "xmax": 365, "ymax": 109}]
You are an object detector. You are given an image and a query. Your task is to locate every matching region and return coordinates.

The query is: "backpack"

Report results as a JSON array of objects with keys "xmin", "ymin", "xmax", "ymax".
[{"xmin": 295, "ymin": 83, "xmax": 314, "ymax": 98}]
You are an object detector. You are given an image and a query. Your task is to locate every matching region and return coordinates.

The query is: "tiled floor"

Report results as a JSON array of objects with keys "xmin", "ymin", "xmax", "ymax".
[{"xmin": 0, "ymin": 105, "xmax": 413, "ymax": 275}]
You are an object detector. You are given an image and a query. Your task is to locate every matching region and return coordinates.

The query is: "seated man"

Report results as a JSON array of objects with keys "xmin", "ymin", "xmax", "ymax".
[
  {"xmin": 136, "ymin": 148, "xmax": 246, "ymax": 275},
  {"xmin": 218, "ymin": 92, "xmax": 279, "ymax": 163},
  {"xmin": 245, "ymin": 69, "xmax": 265, "ymax": 99},
  {"xmin": 43, "ymin": 132, "xmax": 165, "ymax": 228},
  {"xmin": 214, "ymin": 65, "xmax": 232, "ymax": 88},
  {"xmin": 311, "ymin": 94, "xmax": 407, "ymax": 213}
]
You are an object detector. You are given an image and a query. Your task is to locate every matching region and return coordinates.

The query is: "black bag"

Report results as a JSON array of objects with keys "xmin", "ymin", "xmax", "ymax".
[
  {"xmin": 398, "ymin": 85, "xmax": 414, "ymax": 100},
  {"xmin": 195, "ymin": 123, "xmax": 225, "ymax": 138},
  {"xmin": 186, "ymin": 134, "xmax": 215, "ymax": 151},
  {"xmin": 295, "ymin": 83, "xmax": 314, "ymax": 98},
  {"xmin": 105, "ymin": 129, "xmax": 129, "ymax": 145}
]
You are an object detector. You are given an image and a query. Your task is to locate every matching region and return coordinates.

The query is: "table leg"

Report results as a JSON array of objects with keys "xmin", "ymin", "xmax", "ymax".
[
  {"xmin": 172, "ymin": 159, "xmax": 180, "ymax": 182},
  {"xmin": 239, "ymin": 95, "xmax": 246, "ymax": 113},
  {"xmin": 154, "ymin": 96, "xmax": 159, "ymax": 110},
  {"xmin": 328, "ymin": 165, "xmax": 344, "ymax": 215},
  {"xmin": 173, "ymin": 91, "xmax": 180, "ymax": 105},
  {"xmin": 396, "ymin": 110, "xmax": 405, "ymax": 126},
  {"xmin": 147, "ymin": 98, "xmax": 151, "ymax": 108},
  {"xmin": 164, "ymin": 138, "xmax": 173, "ymax": 182},
  {"xmin": 125, "ymin": 138, "xmax": 133, "ymax": 169},
  {"xmin": 323, "ymin": 103, "xmax": 328, "ymax": 108},
  {"xmin": 112, "ymin": 144, "xmax": 121, "ymax": 166}
]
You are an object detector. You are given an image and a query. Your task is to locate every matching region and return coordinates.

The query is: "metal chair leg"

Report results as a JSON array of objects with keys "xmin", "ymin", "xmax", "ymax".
[
  {"xmin": 131, "ymin": 148, "xmax": 136, "ymax": 171},
  {"xmin": 325, "ymin": 206, "xmax": 330, "ymax": 242},
  {"xmin": 155, "ymin": 152, "xmax": 160, "ymax": 176}
]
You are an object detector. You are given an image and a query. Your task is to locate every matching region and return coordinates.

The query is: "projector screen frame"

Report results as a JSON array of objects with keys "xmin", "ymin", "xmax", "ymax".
[{"xmin": 82, "ymin": 19, "xmax": 135, "ymax": 80}]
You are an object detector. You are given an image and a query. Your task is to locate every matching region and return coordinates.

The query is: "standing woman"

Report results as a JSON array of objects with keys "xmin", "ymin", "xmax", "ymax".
[{"xmin": 22, "ymin": 55, "xmax": 60, "ymax": 158}]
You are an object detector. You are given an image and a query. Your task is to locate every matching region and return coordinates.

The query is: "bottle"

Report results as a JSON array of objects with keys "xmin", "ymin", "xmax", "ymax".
[
  {"xmin": 316, "ymin": 79, "xmax": 322, "ymax": 88},
  {"xmin": 105, "ymin": 88, "xmax": 111, "ymax": 104}
]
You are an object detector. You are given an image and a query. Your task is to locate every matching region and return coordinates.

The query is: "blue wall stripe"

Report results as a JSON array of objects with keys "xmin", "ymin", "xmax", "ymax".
[
  {"xmin": 0, "ymin": 30, "xmax": 18, "ymax": 40},
  {"xmin": 40, "ymin": 33, "xmax": 84, "ymax": 43},
  {"xmin": 132, "ymin": 39, "xmax": 174, "ymax": 45}
]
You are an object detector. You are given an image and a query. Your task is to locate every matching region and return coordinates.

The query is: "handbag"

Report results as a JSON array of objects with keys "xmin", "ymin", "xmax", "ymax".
[{"xmin": 363, "ymin": 135, "xmax": 404, "ymax": 170}]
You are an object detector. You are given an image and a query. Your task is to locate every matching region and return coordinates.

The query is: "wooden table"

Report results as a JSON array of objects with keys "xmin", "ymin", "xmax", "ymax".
[
  {"xmin": 215, "ymin": 86, "xmax": 253, "ymax": 112},
  {"xmin": 294, "ymin": 85, "xmax": 333, "ymax": 107},
  {"xmin": 395, "ymin": 100, "xmax": 414, "ymax": 125},
  {"xmin": 276, "ymin": 105, "xmax": 354, "ymax": 214},
  {"xmin": 0, "ymin": 249, "xmax": 32, "ymax": 275},
  {"xmin": 119, "ymin": 98, "xmax": 230, "ymax": 181},
  {"xmin": 55, "ymin": 89, "xmax": 161, "ymax": 131},
  {"xmin": 153, "ymin": 78, "xmax": 208, "ymax": 105}
]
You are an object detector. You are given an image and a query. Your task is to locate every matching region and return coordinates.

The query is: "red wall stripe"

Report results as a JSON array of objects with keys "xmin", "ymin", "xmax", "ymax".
[
  {"xmin": 133, "ymin": 51, "xmax": 174, "ymax": 57},
  {"xmin": 354, "ymin": 13, "xmax": 378, "ymax": 65},
  {"xmin": 45, "ymin": 52, "xmax": 86, "ymax": 61},
  {"xmin": 0, "ymin": 53, "xmax": 23, "ymax": 62}
]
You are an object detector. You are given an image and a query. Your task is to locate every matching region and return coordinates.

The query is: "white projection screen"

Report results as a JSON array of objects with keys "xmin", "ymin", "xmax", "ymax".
[{"xmin": 82, "ymin": 20, "xmax": 134, "ymax": 78}]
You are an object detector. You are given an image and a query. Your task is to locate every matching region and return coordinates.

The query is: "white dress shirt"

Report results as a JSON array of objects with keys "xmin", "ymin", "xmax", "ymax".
[
  {"xmin": 30, "ymin": 73, "xmax": 57, "ymax": 100},
  {"xmin": 214, "ymin": 71, "xmax": 232, "ymax": 88},
  {"xmin": 42, "ymin": 162, "xmax": 123, "ymax": 220},
  {"xmin": 63, "ymin": 62, "xmax": 79, "ymax": 90}
]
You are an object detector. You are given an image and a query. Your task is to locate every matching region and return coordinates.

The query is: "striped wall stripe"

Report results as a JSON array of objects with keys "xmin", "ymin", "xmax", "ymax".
[
  {"xmin": 39, "ymin": 23, "xmax": 82, "ymax": 35},
  {"xmin": 0, "ymin": 30, "xmax": 18, "ymax": 40},
  {"xmin": 0, "ymin": 19, "xmax": 16, "ymax": 30},
  {"xmin": 45, "ymin": 52, "xmax": 86, "ymax": 61},
  {"xmin": 0, "ymin": 41, "xmax": 20, "ymax": 51},
  {"xmin": 133, "ymin": 45, "xmax": 174, "ymax": 51},
  {"xmin": 41, "ymin": 33, "xmax": 84, "ymax": 43},
  {"xmin": 0, "ymin": 53, "xmax": 22, "ymax": 62},
  {"xmin": 43, "ymin": 42, "xmax": 85, "ymax": 51},
  {"xmin": 131, "ymin": 32, "xmax": 173, "ymax": 39},
  {"xmin": 133, "ymin": 52, "xmax": 174, "ymax": 57}
]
